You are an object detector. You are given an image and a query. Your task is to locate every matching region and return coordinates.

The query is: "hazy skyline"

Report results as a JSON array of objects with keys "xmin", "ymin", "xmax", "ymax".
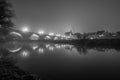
[{"xmin": 11, "ymin": 0, "xmax": 120, "ymax": 34}]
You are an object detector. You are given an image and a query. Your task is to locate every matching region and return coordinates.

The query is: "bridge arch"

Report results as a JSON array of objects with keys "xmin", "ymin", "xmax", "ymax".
[
  {"xmin": 9, "ymin": 32, "xmax": 23, "ymax": 40},
  {"xmin": 29, "ymin": 33, "xmax": 40, "ymax": 40},
  {"xmin": 10, "ymin": 32, "xmax": 23, "ymax": 37}
]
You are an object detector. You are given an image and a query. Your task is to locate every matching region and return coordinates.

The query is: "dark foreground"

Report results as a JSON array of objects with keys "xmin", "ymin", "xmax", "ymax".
[{"xmin": 0, "ymin": 57, "xmax": 39, "ymax": 80}]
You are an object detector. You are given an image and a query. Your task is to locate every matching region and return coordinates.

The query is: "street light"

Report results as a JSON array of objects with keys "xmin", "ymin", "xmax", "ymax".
[
  {"xmin": 21, "ymin": 26, "xmax": 30, "ymax": 32},
  {"xmin": 38, "ymin": 30, "xmax": 45, "ymax": 35}
]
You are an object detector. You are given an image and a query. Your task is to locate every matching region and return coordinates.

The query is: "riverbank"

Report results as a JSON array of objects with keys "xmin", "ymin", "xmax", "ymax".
[
  {"xmin": 44, "ymin": 39, "xmax": 120, "ymax": 47},
  {"xmin": 4, "ymin": 39, "xmax": 120, "ymax": 46}
]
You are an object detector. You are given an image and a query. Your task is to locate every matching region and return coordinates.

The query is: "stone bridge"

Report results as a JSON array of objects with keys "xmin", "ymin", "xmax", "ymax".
[
  {"xmin": 8, "ymin": 29, "xmax": 46, "ymax": 40},
  {"xmin": 8, "ymin": 29, "xmax": 68, "ymax": 40}
]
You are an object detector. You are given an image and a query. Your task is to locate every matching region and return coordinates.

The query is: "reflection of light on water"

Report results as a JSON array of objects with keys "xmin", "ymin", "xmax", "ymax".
[
  {"xmin": 32, "ymin": 45, "xmax": 38, "ymax": 50},
  {"xmin": 29, "ymin": 43, "xmax": 39, "ymax": 50},
  {"xmin": 0, "ymin": 55, "xmax": 2, "ymax": 58},
  {"xmin": 5, "ymin": 41, "xmax": 22, "ymax": 53},
  {"xmin": 45, "ymin": 44, "xmax": 50, "ymax": 48},
  {"xmin": 48, "ymin": 46, "xmax": 54, "ymax": 51},
  {"xmin": 54, "ymin": 44, "xmax": 73, "ymax": 50},
  {"xmin": 9, "ymin": 47, "xmax": 22, "ymax": 53},
  {"xmin": 38, "ymin": 48, "xmax": 44, "ymax": 53},
  {"xmin": 61, "ymin": 44, "xmax": 66, "ymax": 47},
  {"xmin": 66, "ymin": 45, "xmax": 73, "ymax": 48},
  {"xmin": 55, "ymin": 44, "xmax": 61, "ymax": 48},
  {"xmin": 45, "ymin": 44, "xmax": 55, "ymax": 51},
  {"xmin": 21, "ymin": 50, "xmax": 29, "ymax": 57}
]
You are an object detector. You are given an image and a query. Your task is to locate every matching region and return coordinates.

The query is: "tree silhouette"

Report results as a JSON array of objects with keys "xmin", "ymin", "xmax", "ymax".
[{"xmin": 0, "ymin": 0, "xmax": 14, "ymax": 36}]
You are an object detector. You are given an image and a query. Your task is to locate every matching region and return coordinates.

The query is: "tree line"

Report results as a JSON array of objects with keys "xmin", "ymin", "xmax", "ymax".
[{"xmin": 0, "ymin": 0, "xmax": 14, "ymax": 40}]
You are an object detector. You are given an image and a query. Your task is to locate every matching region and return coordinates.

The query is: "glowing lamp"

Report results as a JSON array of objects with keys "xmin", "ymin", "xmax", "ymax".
[
  {"xmin": 21, "ymin": 26, "xmax": 30, "ymax": 32},
  {"xmin": 38, "ymin": 30, "xmax": 45, "ymax": 35}
]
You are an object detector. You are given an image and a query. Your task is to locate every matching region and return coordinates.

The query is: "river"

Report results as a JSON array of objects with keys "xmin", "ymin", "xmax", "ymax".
[{"xmin": 0, "ymin": 41, "xmax": 120, "ymax": 80}]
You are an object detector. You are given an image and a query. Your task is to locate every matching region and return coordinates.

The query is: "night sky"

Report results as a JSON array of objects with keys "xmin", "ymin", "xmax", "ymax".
[{"xmin": 10, "ymin": 0, "xmax": 120, "ymax": 34}]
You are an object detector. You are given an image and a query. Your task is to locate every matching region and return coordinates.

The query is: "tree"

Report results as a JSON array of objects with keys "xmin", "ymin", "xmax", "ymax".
[
  {"xmin": 0, "ymin": 0, "xmax": 14, "ymax": 36},
  {"xmin": 74, "ymin": 32, "xmax": 82, "ymax": 39}
]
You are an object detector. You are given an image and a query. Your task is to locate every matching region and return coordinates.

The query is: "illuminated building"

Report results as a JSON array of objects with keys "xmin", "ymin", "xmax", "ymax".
[{"xmin": 48, "ymin": 32, "xmax": 54, "ymax": 36}]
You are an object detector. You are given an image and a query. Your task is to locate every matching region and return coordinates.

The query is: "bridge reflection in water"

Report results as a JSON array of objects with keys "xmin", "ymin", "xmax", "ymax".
[
  {"xmin": 4, "ymin": 41, "xmax": 76, "ymax": 57},
  {"xmin": 2, "ymin": 41, "xmax": 120, "ymax": 58}
]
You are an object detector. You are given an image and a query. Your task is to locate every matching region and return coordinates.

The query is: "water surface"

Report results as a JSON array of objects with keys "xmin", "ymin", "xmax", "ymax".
[{"xmin": 0, "ymin": 41, "xmax": 120, "ymax": 80}]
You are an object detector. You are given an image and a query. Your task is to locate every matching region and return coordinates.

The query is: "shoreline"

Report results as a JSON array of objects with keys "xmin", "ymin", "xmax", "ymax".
[{"xmin": 2, "ymin": 39, "xmax": 120, "ymax": 46}]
